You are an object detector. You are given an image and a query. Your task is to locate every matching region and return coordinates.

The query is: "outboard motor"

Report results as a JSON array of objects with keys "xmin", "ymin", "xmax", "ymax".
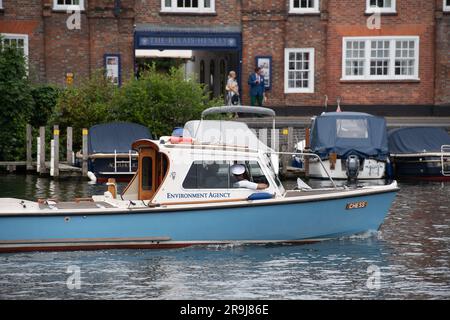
[{"xmin": 346, "ymin": 155, "xmax": 360, "ymax": 182}]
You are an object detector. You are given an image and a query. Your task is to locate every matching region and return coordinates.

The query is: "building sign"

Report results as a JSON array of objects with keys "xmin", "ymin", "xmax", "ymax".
[
  {"xmin": 138, "ymin": 36, "xmax": 237, "ymax": 49},
  {"xmin": 255, "ymin": 56, "xmax": 272, "ymax": 91},
  {"xmin": 104, "ymin": 54, "xmax": 121, "ymax": 86},
  {"xmin": 135, "ymin": 31, "xmax": 241, "ymax": 50}
]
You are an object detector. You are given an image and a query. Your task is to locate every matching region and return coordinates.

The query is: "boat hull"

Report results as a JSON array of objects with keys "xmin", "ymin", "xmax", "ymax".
[
  {"xmin": 391, "ymin": 156, "xmax": 450, "ymax": 181},
  {"xmin": 0, "ymin": 189, "xmax": 397, "ymax": 252},
  {"xmin": 88, "ymin": 157, "xmax": 137, "ymax": 183},
  {"xmin": 307, "ymin": 159, "xmax": 386, "ymax": 180}
]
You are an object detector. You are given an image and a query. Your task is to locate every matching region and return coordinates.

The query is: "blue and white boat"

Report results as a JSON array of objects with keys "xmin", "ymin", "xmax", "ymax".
[
  {"xmin": 388, "ymin": 127, "xmax": 450, "ymax": 180},
  {"xmin": 0, "ymin": 107, "xmax": 399, "ymax": 252},
  {"xmin": 296, "ymin": 112, "xmax": 389, "ymax": 180}
]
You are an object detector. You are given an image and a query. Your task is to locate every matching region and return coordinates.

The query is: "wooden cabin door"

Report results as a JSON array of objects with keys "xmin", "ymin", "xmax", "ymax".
[{"xmin": 138, "ymin": 148, "xmax": 156, "ymax": 200}]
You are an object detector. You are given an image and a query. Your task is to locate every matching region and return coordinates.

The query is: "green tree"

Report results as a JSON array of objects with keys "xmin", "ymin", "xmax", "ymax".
[
  {"xmin": 52, "ymin": 71, "xmax": 117, "ymax": 149},
  {"xmin": 111, "ymin": 65, "xmax": 221, "ymax": 137},
  {"xmin": 0, "ymin": 38, "xmax": 34, "ymax": 161}
]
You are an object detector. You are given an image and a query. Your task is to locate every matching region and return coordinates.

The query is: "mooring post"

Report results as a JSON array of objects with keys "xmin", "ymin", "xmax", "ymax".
[
  {"xmin": 82, "ymin": 128, "xmax": 88, "ymax": 176},
  {"xmin": 67, "ymin": 127, "xmax": 73, "ymax": 165},
  {"xmin": 53, "ymin": 125, "xmax": 59, "ymax": 177},
  {"xmin": 26, "ymin": 124, "xmax": 33, "ymax": 171},
  {"xmin": 39, "ymin": 126, "xmax": 46, "ymax": 174}
]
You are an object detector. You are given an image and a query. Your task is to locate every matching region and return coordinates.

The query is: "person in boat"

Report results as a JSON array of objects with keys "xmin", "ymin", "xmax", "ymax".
[{"xmin": 231, "ymin": 164, "xmax": 268, "ymax": 190}]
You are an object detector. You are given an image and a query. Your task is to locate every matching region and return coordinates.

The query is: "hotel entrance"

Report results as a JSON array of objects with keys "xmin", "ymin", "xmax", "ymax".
[{"xmin": 134, "ymin": 25, "xmax": 242, "ymax": 100}]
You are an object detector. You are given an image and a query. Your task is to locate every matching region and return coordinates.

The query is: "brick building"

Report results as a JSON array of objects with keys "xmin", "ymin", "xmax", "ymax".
[{"xmin": 1, "ymin": 0, "xmax": 449, "ymax": 115}]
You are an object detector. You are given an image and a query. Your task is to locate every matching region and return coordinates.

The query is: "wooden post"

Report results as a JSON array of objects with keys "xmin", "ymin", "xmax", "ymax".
[
  {"xmin": 82, "ymin": 128, "xmax": 88, "ymax": 176},
  {"xmin": 53, "ymin": 125, "xmax": 59, "ymax": 177},
  {"xmin": 26, "ymin": 124, "xmax": 33, "ymax": 171},
  {"xmin": 39, "ymin": 126, "xmax": 46, "ymax": 174},
  {"xmin": 66, "ymin": 127, "xmax": 73, "ymax": 165}
]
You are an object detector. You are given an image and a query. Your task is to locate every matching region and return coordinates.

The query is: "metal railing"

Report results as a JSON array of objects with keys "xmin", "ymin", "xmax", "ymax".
[
  {"xmin": 114, "ymin": 150, "xmax": 134, "ymax": 173},
  {"xmin": 266, "ymin": 151, "xmax": 338, "ymax": 189},
  {"xmin": 441, "ymin": 145, "xmax": 450, "ymax": 176}
]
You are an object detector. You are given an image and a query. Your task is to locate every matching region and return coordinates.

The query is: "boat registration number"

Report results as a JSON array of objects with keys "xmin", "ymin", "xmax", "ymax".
[{"xmin": 346, "ymin": 201, "xmax": 368, "ymax": 210}]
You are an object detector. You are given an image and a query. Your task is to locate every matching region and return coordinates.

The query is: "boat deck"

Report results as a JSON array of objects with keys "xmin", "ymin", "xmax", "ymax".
[{"xmin": 38, "ymin": 201, "xmax": 116, "ymax": 210}]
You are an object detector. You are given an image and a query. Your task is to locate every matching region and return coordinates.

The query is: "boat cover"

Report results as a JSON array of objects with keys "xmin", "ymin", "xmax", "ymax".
[
  {"xmin": 88, "ymin": 122, "xmax": 152, "ymax": 154},
  {"xmin": 388, "ymin": 127, "xmax": 450, "ymax": 154},
  {"xmin": 311, "ymin": 112, "xmax": 389, "ymax": 160}
]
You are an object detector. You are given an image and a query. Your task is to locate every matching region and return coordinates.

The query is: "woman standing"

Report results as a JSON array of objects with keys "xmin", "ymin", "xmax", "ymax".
[{"xmin": 225, "ymin": 71, "xmax": 239, "ymax": 105}]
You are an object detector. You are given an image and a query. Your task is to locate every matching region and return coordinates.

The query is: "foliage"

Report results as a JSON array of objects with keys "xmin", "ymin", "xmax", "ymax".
[
  {"xmin": 110, "ymin": 65, "xmax": 222, "ymax": 137},
  {"xmin": 52, "ymin": 71, "xmax": 117, "ymax": 148},
  {"xmin": 30, "ymin": 85, "xmax": 61, "ymax": 127},
  {"xmin": 0, "ymin": 39, "xmax": 34, "ymax": 161}
]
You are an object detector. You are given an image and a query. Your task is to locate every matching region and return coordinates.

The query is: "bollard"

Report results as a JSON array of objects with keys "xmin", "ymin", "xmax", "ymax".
[
  {"xmin": 53, "ymin": 125, "xmax": 59, "ymax": 177},
  {"xmin": 26, "ymin": 124, "xmax": 33, "ymax": 171},
  {"xmin": 67, "ymin": 127, "xmax": 73, "ymax": 165},
  {"xmin": 82, "ymin": 128, "xmax": 88, "ymax": 177},
  {"xmin": 39, "ymin": 126, "xmax": 46, "ymax": 174}
]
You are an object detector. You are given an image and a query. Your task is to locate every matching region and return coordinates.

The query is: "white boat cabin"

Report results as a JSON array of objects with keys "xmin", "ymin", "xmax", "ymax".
[{"xmin": 120, "ymin": 120, "xmax": 284, "ymax": 204}]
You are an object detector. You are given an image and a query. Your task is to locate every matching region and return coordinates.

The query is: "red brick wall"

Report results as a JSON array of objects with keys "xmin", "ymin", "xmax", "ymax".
[
  {"xmin": 0, "ymin": 0, "xmax": 135, "ymax": 85},
  {"xmin": 435, "ymin": 0, "xmax": 450, "ymax": 106},
  {"xmin": 1, "ymin": 0, "xmax": 449, "ymax": 108},
  {"xmin": 0, "ymin": 0, "xmax": 45, "ymax": 82},
  {"xmin": 326, "ymin": 0, "xmax": 436, "ymax": 108},
  {"xmin": 135, "ymin": 0, "xmax": 241, "ymax": 27}
]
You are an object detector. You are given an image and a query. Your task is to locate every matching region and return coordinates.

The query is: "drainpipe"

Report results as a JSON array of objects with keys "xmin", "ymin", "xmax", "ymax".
[{"xmin": 113, "ymin": 0, "xmax": 121, "ymax": 17}]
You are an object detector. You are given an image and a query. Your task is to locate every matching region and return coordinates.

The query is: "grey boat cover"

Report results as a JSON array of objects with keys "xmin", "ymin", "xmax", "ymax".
[
  {"xmin": 88, "ymin": 122, "xmax": 152, "ymax": 154},
  {"xmin": 311, "ymin": 112, "xmax": 389, "ymax": 160},
  {"xmin": 388, "ymin": 127, "xmax": 450, "ymax": 154}
]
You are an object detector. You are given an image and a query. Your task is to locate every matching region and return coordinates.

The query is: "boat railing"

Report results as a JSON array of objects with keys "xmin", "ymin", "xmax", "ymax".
[
  {"xmin": 114, "ymin": 150, "xmax": 133, "ymax": 173},
  {"xmin": 441, "ymin": 145, "xmax": 450, "ymax": 176},
  {"xmin": 266, "ymin": 151, "xmax": 337, "ymax": 189}
]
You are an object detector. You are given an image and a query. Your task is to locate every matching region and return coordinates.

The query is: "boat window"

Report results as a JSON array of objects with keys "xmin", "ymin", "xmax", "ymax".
[
  {"xmin": 142, "ymin": 157, "xmax": 152, "ymax": 191},
  {"xmin": 230, "ymin": 161, "xmax": 269, "ymax": 188},
  {"xmin": 336, "ymin": 119, "xmax": 368, "ymax": 139},
  {"xmin": 183, "ymin": 161, "xmax": 229, "ymax": 189}
]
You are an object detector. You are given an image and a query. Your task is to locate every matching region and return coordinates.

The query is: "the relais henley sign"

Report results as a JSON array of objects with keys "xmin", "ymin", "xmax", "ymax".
[{"xmin": 138, "ymin": 36, "xmax": 238, "ymax": 49}]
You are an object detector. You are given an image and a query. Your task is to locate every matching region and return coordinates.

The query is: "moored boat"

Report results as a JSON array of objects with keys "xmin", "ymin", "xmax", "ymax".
[
  {"xmin": 298, "ymin": 112, "xmax": 389, "ymax": 180},
  {"xmin": 0, "ymin": 107, "xmax": 399, "ymax": 253},
  {"xmin": 84, "ymin": 122, "xmax": 152, "ymax": 183},
  {"xmin": 388, "ymin": 127, "xmax": 450, "ymax": 180}
]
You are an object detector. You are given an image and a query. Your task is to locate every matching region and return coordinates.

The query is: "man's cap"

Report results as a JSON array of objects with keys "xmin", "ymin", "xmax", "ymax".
[{"xmin": 231, "ymin": 164, "xmax": 245, "ymax": 175}]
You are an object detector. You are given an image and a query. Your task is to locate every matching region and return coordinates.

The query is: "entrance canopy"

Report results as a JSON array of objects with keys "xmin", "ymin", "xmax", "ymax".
[{"xmin": 134, "ymin": 24, "xmax": 242, "ymax": 51}]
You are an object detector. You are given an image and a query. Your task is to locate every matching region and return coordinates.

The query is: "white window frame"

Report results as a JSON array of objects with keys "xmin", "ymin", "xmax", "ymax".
[
  {"xmin": 284, "ymin": 48, "xmax": 315, "ymax": 94},
  {"xmin": 365, "ymin": 0, "xmax": 396, "ymax": 14},
  {"xmin": 161, "ymin": 0, "xmax": 215, "ymax": 14},
  {"xmin": 53, "ymin": 0, "xmax": 85, "ymax": 11},
  {"xmin": 1, "ymin": 33, "xmax": 29, "ymax": 59},
  {"xmin": 0, "ymin": 1, "xmax": 3, "ymax": 9},
  {"xmin": 341, "ymin": 36, "xmax": 420, "ymax": 81},
  {"xmin": 444, "ymin": 0, "xmax": 450, "ymax": 12},
  {"xmin": 289, "ymin": 0, "xmax": 320, "ymax": 14}
]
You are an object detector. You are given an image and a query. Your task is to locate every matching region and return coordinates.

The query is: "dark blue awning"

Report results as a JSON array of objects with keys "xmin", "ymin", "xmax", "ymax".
[
  {"xmin": 88, "ymin": 122, "xmax": 152, "ymax": 154},
  {"xmin": 311, "ymin": 112, "xmax": 389, "ymax": 160},
  {"xmin": 388, "ymin": 127, "xmax": 450, "ymax": 154}
]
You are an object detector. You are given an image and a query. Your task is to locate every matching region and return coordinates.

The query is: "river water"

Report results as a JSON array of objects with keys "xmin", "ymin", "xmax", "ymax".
[{"xmin": 0, "ymin": 174, "xmax": 448, "ymax": 299}]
